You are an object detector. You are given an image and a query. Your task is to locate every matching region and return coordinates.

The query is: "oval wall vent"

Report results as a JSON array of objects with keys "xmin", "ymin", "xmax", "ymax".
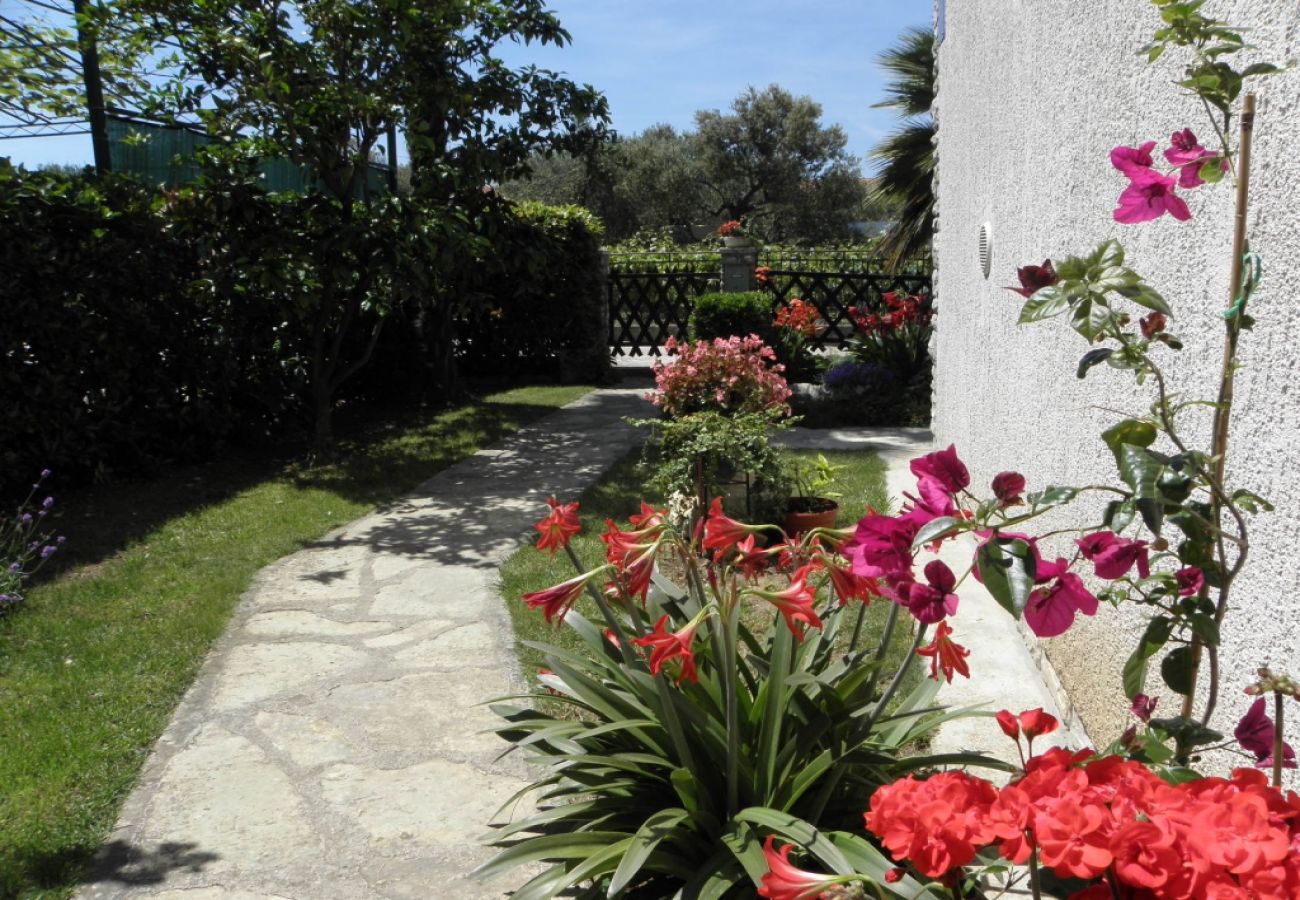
[{"xmin": 978, "ymin": 222, "xmax": 993, "ymax": 279}]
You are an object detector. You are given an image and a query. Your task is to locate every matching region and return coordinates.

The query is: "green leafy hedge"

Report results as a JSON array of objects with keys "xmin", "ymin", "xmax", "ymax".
[
  {"xmin": 0, "ymin": 162, "xmax": 306, "ymax": 492},
  {"xmin": 455, "ymin": 201, "xmax": 610, "ymax": 382},
  {"xmin": 687, "ymin": 291, "xmax": 777, "ymax": 346}
]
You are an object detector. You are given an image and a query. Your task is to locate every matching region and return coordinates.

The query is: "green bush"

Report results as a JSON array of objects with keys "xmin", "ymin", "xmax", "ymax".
[
  {"xmin": 0, "ymin": 162, "xmax": 304, "ymax": 493},
  {"xmin": 454, "ymin": 201, "xmax": 610, "ymax": 382},
  {"xmin": 687, "ymin": 291, "xmax": 777, "ymax": 345}
]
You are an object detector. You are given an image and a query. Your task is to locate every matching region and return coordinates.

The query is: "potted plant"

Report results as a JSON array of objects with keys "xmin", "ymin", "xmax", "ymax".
[
  {"xmin": 718, "ymin": 218, "xmax": 752, "ymax": 247},
  {"xmin": 783, "ymin": 452, "xmax": 842, "ymax": 536}
]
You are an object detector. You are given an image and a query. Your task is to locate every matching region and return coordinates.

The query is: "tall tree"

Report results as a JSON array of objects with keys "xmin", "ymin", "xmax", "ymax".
[
  {"xmin": 691, "ymin": 84, "xmax": 863, "ymax": 241},
  {"xmin": 121, "ymin": 0, "xmax": 606, "ymax": 445},
  {"xmin": 869, "ymin": 26, "xmax": 935, "ymax": 269}
]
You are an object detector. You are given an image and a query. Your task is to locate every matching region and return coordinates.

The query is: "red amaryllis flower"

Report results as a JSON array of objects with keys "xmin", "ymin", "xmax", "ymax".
[
  {"xmin": 534, "ymin": 496, "xmax": 581, "ymax": 555},
  {"xmin": 751, "ymin": 564, "xmax": 824, "ymax": 639},
  {"xmin": 823, "ymin": 558, "xmax": 875, "ymax": 606},
  {"xmin": 916, "ymin": 620, "xmax": 971, "ymax": 683},
  {"xmin": 757, "ymin": 836, "xmax": 839, "ymax": 900},
  {"xmin": 731, "ymin": 533, "xmax": 770, "ymax": 580},
  {"xmin": 1006, "ymin": 259, "xmax": 1059, "ymax": 298},
  {"xmin": 632, "ymin": 614, "xmax": 699, "ymax": 684},
  {"xmin": 628, "ymin": 500, "xmax": 667, "ymax": 529},
  {"xmin": 992, "ymin": 471, "xmax": 1026, "ymax": 505},
  {"xmin": 522, "ymin": 570, "xmax": 600, "ymax": 624},
  {"xmin": 702, "ymin": 497, "xmax": 754, "ymax": 555}
]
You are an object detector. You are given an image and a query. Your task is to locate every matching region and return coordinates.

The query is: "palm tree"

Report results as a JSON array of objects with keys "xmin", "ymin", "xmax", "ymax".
[{"xmin": 870, "ymin": 27, "xmax": 935, "ymax": 270}]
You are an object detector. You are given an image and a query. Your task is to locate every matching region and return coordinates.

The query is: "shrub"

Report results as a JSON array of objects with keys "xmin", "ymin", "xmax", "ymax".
[
  {"xmin": 687, "ymin": 290, "xmax": 777, "ymax": 345},
  {"xmin": 0, "ymin": 162, "xmax": 304, "ymax": 493},
  {"xmin": 649, "ymin": 335, "xmax": 791, "ymax": 418},
  {"xmin": 454, "ymin": 201, "xmax": 610, "ymax": 382}
]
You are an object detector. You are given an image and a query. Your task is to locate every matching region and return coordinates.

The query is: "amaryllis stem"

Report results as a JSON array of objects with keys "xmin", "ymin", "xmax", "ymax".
[{"xmin": 565, "ymin": 544, "xmax": 636, "ymax": 667}]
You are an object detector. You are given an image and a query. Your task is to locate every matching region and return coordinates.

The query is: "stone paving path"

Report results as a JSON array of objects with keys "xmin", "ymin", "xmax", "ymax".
[
  {"xmin": 79, "ymin": 387, "xmax": 653, "ymax": 900},
  {"xmin": 79, "ymin": 407, "xmax": 1077, "ymax": 900}
]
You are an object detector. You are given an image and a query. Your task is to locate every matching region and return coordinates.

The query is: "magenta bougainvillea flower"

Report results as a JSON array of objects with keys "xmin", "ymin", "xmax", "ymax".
[
  {"xmin": 843, "ymin": 511, "xmax": 919, "ymax": 580},
  {"xmin": 894, "ymin": 560, "xmax": 960, "ymax": 624},
  {"xmin": 1174, "ymin": 566, "xmax": 1205, "ymax": 597},
  {"xmin": 1025, "ymin": 568, "xmax": 1098, "ymax": 638},
  {"xmin": 1076, "ymin": 531, "xmax": 1151, "ymax": 580},
  {"xmin": 992, "ymin": 472, "xmax": 1026, "ymax": 505},
  {"xmin": 1110, "ymin": 140, "xmax": 1157, "ymax": 176},
  {"xmin": 910, "ymin": 444, "xmax": 971, "ymax": 495},
  {"xmin": 1234, "ymin": 698, "xmax": 1297, "ymax": 770},
  {"xmin": 1164, "ymin": 128, "xmax": 1222, "ymax": 188},
  {"xmin": 1113, "ymin": 168, "xmax": 1192, "ymax": 224},
  {"xmin": 1139, "ymin": 311, "xmax": 1168, "ymax": 339},
  {"xmin": 1131, "ymin": 693, "xmax": 1157, "ymax": 722},
  {"xmin": 1006, "ymin": 260, "xmax": 1059, "ymax": 298}
]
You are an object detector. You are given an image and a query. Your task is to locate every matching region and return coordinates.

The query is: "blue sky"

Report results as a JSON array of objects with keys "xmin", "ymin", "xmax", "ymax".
[{"xmin": 2, "ymin": 0, "xmax": 930, "ymax": 172}]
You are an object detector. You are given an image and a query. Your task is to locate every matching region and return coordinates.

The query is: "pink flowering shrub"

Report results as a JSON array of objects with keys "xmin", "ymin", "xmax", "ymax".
[{"xmin": 649, "ymin": 334, "xmax": 791, "ymax": 418}]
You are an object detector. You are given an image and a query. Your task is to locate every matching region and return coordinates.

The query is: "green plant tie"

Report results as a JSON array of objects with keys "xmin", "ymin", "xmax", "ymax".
[{"xmin": 1222, "ymin": 250, "xmax": 1261, "ymax": 320}]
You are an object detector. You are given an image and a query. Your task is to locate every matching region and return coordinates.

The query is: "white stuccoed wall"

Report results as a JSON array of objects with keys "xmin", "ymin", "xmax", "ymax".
[{"xmin": 931, "ymin": 0, "xmax": 1300, "ymax": 776}]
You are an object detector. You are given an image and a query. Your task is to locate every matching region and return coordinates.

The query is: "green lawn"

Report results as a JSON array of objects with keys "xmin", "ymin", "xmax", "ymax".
[
  {"xmin": 0, "ymin": 384, "xmax": 591, "ymax": 899},
  {"xmin": 499, "ymin": 447, "xmax": 912, "ymax": 684}
]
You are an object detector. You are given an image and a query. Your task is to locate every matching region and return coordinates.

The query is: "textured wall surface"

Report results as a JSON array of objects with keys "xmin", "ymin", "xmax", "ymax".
[{"xmin": 932, "ymin": 0, "xmax": 1300, "ymax": 772}]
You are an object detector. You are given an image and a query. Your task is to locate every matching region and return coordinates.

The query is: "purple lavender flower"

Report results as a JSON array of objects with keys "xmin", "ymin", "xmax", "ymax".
[
  {"xmin": 42, "ymin": 497, "xmax": 54, "ymax": 509},
  {"xmin": 8, "ymin": 563, "xmax": 19, "ymax": 573},
  {"xmin": 20, "ymin": 513, "xmax": 32, "ymax": 525},
  {"xmin": 40, "ymin": 469, "xmax": 52, "ymax": 479},
  {"xmin": 40, "ymin": 545, "xmax": 57, "ymax": 559}
]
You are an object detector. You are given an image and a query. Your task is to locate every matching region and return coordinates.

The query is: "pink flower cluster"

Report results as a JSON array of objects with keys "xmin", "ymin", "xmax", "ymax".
[
  {"xmin": 866, "ymin": 742, "xmax": 1300, "ymax": 899},
  {"xmin": 1112, "ymin": 128, "xmax": 1224, "ymax": 224},
  {"xmin": 649, "ymin": 335, "xmax": 791, "ymax": 418}
]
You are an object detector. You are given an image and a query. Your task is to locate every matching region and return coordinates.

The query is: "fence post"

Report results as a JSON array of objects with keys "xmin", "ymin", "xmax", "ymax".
[
  {"xmin": 597, "ymin": 249, "xmax": 613, "ymax": 360},
  {"xmin": 720, "ymin": 246, "xmax": 758, "ymax": 292}
]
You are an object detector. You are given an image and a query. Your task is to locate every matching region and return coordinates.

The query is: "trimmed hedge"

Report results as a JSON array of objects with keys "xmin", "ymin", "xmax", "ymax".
[
  {"xmin": 0, "ymin": 163, "xmax": 305, "ymax": 493},
  {"xmin": 455, "ymin": 201, "xmax": 609, "ymax": 382},
  {"xmin": 687, "ymin": 291, "xmax": 777, "ymax": 346},
  {"xmin": 0, "ymin": 162, "xmax": 607, "ymax": 494}
]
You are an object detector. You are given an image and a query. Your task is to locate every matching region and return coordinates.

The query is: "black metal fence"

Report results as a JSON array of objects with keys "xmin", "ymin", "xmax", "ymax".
[{"xmin": 607, "ymin": 249, "xmax": 931, "ymax": 356}]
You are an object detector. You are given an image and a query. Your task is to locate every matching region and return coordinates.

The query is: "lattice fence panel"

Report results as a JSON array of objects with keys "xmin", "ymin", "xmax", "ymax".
[
  {"xmin": 608, "ymin": 268, "xmax": 717, "ymax": 356},
  {"xmin": 763, "ymin": 270, "xmax": 931, "ymax": 350}
]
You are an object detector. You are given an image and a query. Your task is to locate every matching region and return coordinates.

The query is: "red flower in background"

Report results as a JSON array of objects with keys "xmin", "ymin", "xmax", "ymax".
[
  {"xmin": 916, "ymin": 620, "xmax": 971, "ymax": 683},
  {"xmin": 534, "ymin": 497, "xmax": 581, "ymax": 555}
]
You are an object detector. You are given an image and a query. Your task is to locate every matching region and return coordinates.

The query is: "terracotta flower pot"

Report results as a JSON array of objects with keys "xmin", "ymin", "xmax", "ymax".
[{"xmin": 784, "ymin": 497, "xmax": 839, "ymax": 537}]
